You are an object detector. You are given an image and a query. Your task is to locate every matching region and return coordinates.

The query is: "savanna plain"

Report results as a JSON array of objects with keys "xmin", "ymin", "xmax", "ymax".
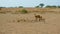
[{"xmin": 0, "ymin": 8, "xmax": 60, "ymax": 34}]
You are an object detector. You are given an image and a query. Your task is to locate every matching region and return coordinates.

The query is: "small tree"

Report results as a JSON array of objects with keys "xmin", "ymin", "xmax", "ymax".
[{"xmin": 39, "ymin": 3, "xmax": 44, "ymax": 8}]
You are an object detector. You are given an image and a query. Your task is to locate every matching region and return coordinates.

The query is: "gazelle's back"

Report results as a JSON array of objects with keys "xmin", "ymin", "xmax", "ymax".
[{"xmin": 35, "ymin": 15, "xmax": 40, "ymax": 18}]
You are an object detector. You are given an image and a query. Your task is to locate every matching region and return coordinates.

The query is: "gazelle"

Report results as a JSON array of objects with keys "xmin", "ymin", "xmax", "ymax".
[{"xmin": 34, "ymin": 14, "xmax": 45, "ymax": 23}]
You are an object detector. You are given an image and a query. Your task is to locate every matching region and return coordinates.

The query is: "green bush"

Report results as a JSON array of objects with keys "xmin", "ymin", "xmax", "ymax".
[{"xmin": 21, "ymin": 9, "xmax": 28, "ymax": 14}]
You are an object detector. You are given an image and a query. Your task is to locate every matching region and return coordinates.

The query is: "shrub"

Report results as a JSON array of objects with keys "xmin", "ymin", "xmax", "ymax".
[{"xmin": 21, "ymin": 9, "xmax": 28, "ymax": 14}]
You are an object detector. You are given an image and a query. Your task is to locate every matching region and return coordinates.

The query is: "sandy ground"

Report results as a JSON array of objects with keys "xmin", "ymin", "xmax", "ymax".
[{"xmin": 0, "ymin": 12, "xmax": 60, "ymax": 34}]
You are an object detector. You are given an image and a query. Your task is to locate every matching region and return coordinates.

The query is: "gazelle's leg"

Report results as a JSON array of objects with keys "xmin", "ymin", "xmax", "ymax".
[
  {"xmin": 39, "ymin": 18, "xmax": 41, "ymax": 21},
  {"xmin": 35, "ymin": 17, "xmax": 37, "ymax": 21}
]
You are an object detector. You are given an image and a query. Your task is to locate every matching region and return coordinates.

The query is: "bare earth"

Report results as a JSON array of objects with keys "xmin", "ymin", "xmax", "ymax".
[{"xmin": 0, "ymin": 8, "xmax": 60, "ymax": 34}]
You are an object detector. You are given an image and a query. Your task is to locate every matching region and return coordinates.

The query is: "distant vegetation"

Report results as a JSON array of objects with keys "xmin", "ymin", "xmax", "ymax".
[
  {"xmin": 35, "ymin": 3, "xmax": 60, "ymax": 8},
  {"xmin": 35, "ymin": 6, "xmax": 39, "ymax": 8},
  {"xmin": 0, "ymin": 7, "xmax": 6, "ymax": 10},
  {"xmin": 0, "ymin": 3, "xmax": 60, "ymax": 8},
  {"xmin": 18, "ymin": 6, "xmax": 23, "ymax": 8},
  {"xmin": 45, "ymin": 5, "xmax": 57, "ymax": 8},
  {"xmin": 21, "ymin": 9, "xmax": 28, "ymax": 14},
  {"xmin": 39, "ymin": 3, "xmax": 44, "ymax": 8},
  {"xmin": 0, "ymin": 8, "xmax": 1, "ymax": 10},
  {"xmin": 35, "ymin": 3, "xmax": 44, "ymax": 8},
  {"xmin": 58, "ymin": 6, "xmax": 60, "ymax": 8}
]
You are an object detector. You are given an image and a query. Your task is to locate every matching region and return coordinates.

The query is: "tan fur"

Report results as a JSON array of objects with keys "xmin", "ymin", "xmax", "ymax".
[{"xmin": 34, "ymin": 14, "xmax": 42, "ymax": 21}]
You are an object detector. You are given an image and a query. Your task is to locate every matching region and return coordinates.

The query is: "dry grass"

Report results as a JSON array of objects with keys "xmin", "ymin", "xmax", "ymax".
[
  {"xmin": 0, "ymin": 8, "xmax": 60, "ymax": 14},
  {"xmin": 0, "ymin": 8, "xmax": 60, "ymax": 34}
]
